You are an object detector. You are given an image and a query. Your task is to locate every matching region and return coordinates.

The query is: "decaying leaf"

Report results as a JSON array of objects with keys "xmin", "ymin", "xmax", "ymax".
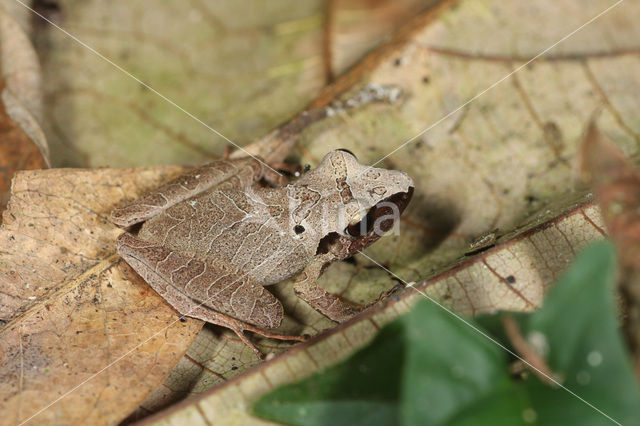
[
  {"xmin": 136, "ymin": 0, "xmax": 640, "ymax": 419},
  {"xmin": 34, "ymin": 0, "xmax": 328, "ymax": 168},
  {"xmin": 1, "ymin": 0, "xmax": 639, "ymax": 424},
  {"xmin": 580, "ymin": 121, "xmax": 640, "ymax": 374},
  {"xmin": 141, "ymin": 199, "xmax": 607, "ymax": 425},
  {"xmin": 0, "ymin": 7, "xmax": 48, "ymax": 212},
  {"xmin": 328, "ymin": 0, "xmax": 442, "ymax": 78},
  {"xmin": 0, "ymin": 168, "xmax": 203, "ymax": 425}
]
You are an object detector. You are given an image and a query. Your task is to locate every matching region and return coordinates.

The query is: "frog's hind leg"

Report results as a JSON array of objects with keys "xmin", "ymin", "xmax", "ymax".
[
  {"xmin": 111, "ymin": 157, "xmax": 264, "ymax": 227},
  {"xmin": 158, "ymin": 285, "xmax": 304, "ymax": 359},
  {"xmin": 116, "ymin": 232, "xmax": 304, "ymax": 358}
]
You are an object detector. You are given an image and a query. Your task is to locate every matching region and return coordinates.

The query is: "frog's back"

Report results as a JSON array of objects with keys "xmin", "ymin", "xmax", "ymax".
[{"xmin": 138, "ymin": 187, "xmax": 308, "ymax": 284}]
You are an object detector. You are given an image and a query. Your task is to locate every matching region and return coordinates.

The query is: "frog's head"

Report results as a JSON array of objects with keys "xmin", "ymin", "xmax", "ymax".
[{"xmin": 288, "ymin": 150, "xmax": 414, "ymax": 258}]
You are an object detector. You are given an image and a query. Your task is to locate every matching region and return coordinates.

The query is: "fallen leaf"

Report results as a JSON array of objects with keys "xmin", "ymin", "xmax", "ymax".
[
  {"xmin": 0, "ymin": 7, "xmax": 48, "ymax": 212},
  {"xmin": 36, "ymin": 0, "xmax": 328, "ymax": 168},
  {"xmin": 140, "ymin": 198, "xmax": 607, "ymax": 425},
  {"xmin": 136, "ymin": 0, "xmax": 640, "ymax": 419},
  {"xmin": 3, "ymin": 0, "xmax": 639, "ymax": 423},
  {"xmin": 580, "ymin": 121, "xmax": 640, "ymax": 271},
  {"xmin": 328, "ymin": 0, "xmax": 442, "ymax": 78},
  {"xmin": 0, "ymin": 167, "xmax": 202, "ymax": 425}
]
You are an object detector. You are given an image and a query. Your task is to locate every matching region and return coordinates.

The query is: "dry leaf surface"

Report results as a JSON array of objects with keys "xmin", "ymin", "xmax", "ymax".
[
  {"xmin": 0, "ymin": 7, "xmax": 48, "ymax": 212},
  {"xmin": 33, "ymin": 0, "xmax": 327, "ymax": 168},
  {"xmin": 1, "ymin": 0, "xmax": 639, "ymax": 424},
  {"xmin": 0, "ymin": 168, "xmax": 203, "ymax": 425},
  {"xmin": 328, "ymin": 0, "xmax": 442, "ymax": 77},
  {"xmin": 143, "ymin": 199, "xmax": 606, "ymax": 425},
  {"xmin": 136, "ymin": 0, "xmax": 640, "ymax": 418}
]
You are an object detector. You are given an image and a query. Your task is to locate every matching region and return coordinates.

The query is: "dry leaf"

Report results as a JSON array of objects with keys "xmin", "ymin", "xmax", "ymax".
[
  {"xmin": 0, "ymin": 7, "xmax": 48, "ymax": 212},
  {"xmin": 2, "ymin": 0, "xmax": 639, "ymax": 424},
  {"xmin": 36, "ymin": 0, "xmax": 328, "ymax": 168},
  {"xmin": 135, "ymin": 0, "xmax": 640, "ymax": 419},
  {"xmin": 328, "ymin": 0, "xmax": 442, "ymax": 78},
  {"xmin": 142, "ymin": 199, "xmax": 606, "ymax": 425},
  {"xmin": 0, "ymin": 168, "xmax": 202, "ymax": 425}
]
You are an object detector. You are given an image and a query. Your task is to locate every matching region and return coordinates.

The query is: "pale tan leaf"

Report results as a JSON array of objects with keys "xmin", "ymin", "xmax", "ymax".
[
  {"xmin": 0, "ymin": 167, "xmax": 203, "ymax": 425},
  {"xmin": 0, "ymin": 6, "xmax": 48, "ymax": 212},
  {"xmin": 142, "ymin": 199, "xmax": 606, "ymax": 425},
  {"xmin": 136, "ymin": 0, "xmax": 640, "ymax": 419},
  {"xmin": 329, "ymin": 0, "xmax": 443, "ymax": 77},
  {"xmin": 36, "ymin": 0, "xmax": 328, "ymax": 168}
]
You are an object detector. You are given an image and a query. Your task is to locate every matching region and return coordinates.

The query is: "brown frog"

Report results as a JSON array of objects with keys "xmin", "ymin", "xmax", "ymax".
[{"xmin": 111, "ymin": 150, "xmax": 413, "ymax": 357}]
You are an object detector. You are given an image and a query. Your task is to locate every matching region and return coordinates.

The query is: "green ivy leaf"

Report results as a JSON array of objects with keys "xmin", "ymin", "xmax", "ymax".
[
  {"xmin": 518, "ymin": 241, "xmax": 640, "ymax": 425},
  {"xmin": 400, "ymin": 302, "xmax": 528, "ymax": 425},
  {"xmin": 252, "ymin": 242, "xmax": 640, "ymax": 425},
  {"xmin": 252, "ymin": 320, "xmax": 405, "ymax": 425},
  {"xmin": 252, "ymin": 301, "xmax": 528, "ymax": 425}
]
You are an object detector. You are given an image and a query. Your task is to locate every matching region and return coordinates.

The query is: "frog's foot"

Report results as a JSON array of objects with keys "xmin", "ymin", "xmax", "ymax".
[
  {"xmin": 293, "ymin": 262, "xmax": 362, "ymax": 323},
  {"xmin": 193, "ymin": 311, "xmax": 305, "ymax": 359},
  {"xmin": 294, "ymin": 279, "xmax": 362, "ymax": 323},
  {"xmin": 221, "ymin": 145, "xmax": 232, "ymax": 160}
]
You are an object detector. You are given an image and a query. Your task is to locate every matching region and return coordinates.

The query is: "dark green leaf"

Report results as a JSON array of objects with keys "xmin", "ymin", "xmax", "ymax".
[
  {"xmin": 252, "ymin": 320, "xmax": 405, "ymax": 426},
  {"xmin": 401, "ymin": 301, "xmax": 527, "ymax": 425},
  {"xmin": 253, "ymin": 300, "xmax": 528, "ymax": 425},
  {"xmin": 520, "ymin": 242, "xmax": 640, "ymax": 425},
  {"xmin": 252, "ymin": 242, "xmax": 640, "ymax": 426}
]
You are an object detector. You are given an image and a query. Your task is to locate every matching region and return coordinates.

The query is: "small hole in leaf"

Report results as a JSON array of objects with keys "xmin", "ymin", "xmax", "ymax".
[{"xmin": 294, "ymin": 225, "xmax": 305, "ymax": 234}]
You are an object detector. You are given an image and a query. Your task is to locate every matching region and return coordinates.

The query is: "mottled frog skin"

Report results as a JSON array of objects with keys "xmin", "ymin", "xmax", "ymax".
[{"xmin": 111, "ymin": 150, "xmax": 413, "ymax": 356}]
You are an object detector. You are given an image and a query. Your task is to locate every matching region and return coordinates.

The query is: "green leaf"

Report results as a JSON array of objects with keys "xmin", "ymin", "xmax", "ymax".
[
  {"xmin": 253, "ymin": 300, "xmax": 528, "ymax": 425},
  {"xmin": 252, "ymin": 242, "xmax": 640, "ymax": 426},
  {"xmin": 519, "ymin": 241, "xmax": 640, "ymax": 425},
  {"xmin": 252, "ymin": 320, "xmax": 405, "ymax": 426},
  {"xmin": 400, "ymin": 302, "xmax": 528, "ymax": 425}
]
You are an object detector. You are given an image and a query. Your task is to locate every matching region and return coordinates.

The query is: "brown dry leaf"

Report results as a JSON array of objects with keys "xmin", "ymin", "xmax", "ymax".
[
  {"xmin": 0, "ymin": 167, "xmax": 203, "ymax": 425},
  {"xmin": 1, "ymin": 0, "xmax": 639, "ymax": 424},
  {"xmin": 142, "ymin": 199, "xmax": 606, "ymax": 425},
  {"xmin": 135, "ymin": 0, "xmax": 640, "ymax": 419},
  {"xmin": 0, "ymin": 7, "xmax": 48, "ymax": 212},
  {"xmin": 32, "ymin": 0, "xmax": 328, "ymax": 168},
  {"xmin": 580, "ymin": 121, "xmax": 640, "ymax": 374},
  {"xmin": 328, "ymin": 0, "xmax": 443, "ymax": 78}
]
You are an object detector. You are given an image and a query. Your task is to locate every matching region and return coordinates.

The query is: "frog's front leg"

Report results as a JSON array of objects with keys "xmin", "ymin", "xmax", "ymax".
[
  {"xmin": 111, "ymin": 157, "xmax": 264, "ymax": 227},
  {"xmin": 116, "ymin": 233, "xmax": 305, "ymax": 358},
  {"xmin": 293, "ymin": 260, "xmax": 361, "ymax": 323}
]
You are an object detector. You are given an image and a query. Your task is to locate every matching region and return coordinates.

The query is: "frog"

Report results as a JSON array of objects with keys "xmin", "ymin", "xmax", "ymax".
[{"xmin": 111, "ymin": 150, "xmax": 414, "ymax": 357}]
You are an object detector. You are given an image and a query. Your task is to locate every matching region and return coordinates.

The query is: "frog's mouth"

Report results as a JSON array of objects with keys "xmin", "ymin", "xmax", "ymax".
[{"xmin": 345, "ymin": 186, "xmax": 414, "ymax": 248}]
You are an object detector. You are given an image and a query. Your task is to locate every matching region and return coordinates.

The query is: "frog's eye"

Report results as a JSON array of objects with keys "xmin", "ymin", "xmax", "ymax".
[
  {"xmin": 345, "ymin": 209, "xmax": 373, "ymax": 237},
  {"xmin": 336, "ymin": 149, "xmax": 357, "ymax": 160}
]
